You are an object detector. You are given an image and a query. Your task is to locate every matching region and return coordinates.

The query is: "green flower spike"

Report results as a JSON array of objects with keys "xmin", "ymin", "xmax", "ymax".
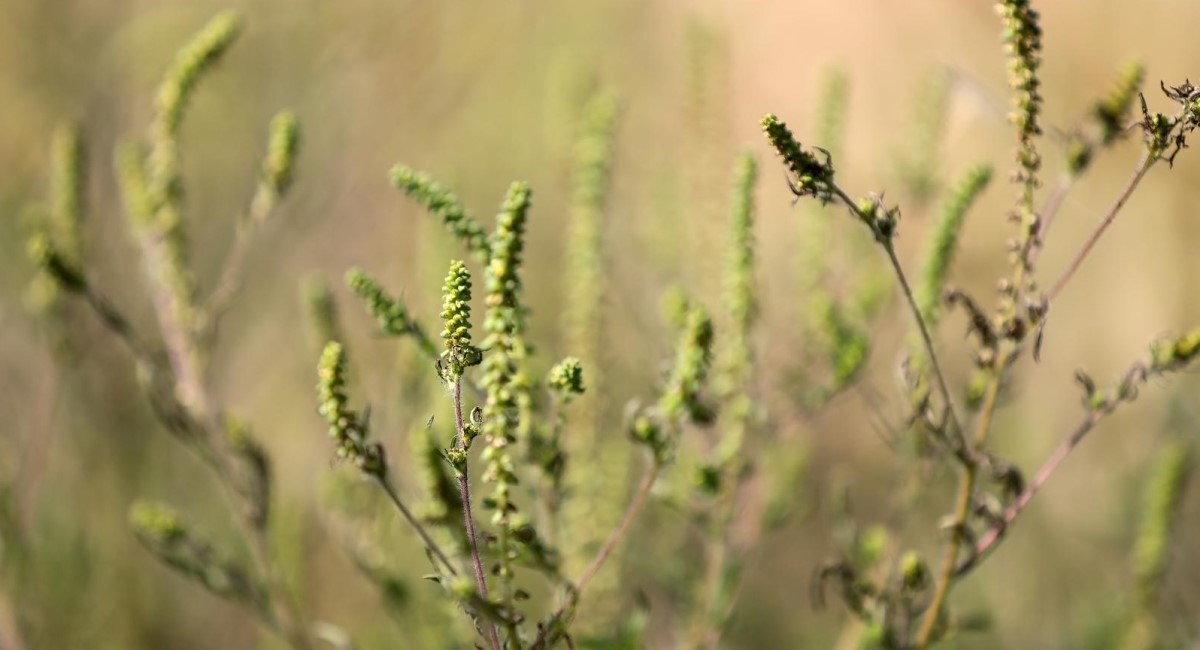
[{"xmin": 439, "ymin": 260, "xmax": 482, "ymax": 380}]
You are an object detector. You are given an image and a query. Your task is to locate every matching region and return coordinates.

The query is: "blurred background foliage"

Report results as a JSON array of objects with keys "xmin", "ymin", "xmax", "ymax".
[{"xmin": 3, "ymin": 0, "xmax": 1200, "ymax": 647}]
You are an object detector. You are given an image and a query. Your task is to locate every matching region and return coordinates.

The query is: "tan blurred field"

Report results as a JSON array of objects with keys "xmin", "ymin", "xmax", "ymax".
[{"xmin": 3, "ymin": 1, "xmax": 1200, "ymax": 648}]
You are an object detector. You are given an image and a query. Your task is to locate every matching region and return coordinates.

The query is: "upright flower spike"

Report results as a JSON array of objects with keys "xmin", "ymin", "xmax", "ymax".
[
  {"xmin": 244, "ymin": 110, "xmax": 302, "ymax": 226},
  {"xmin": 262, "ymin": 110, "xmax": 300, "ymax": 197},
  {"xmin": 153, "ymin": 11, "xmax": 242, "ymax": 140},
  {"xmin": 915, "ymin": 165, "xmax": 993, "ymax": 329},
  {"xmin": 659, "ymin": 304, "xmax": 715, "ymax": 426},
  {"xmin": 722, "ymin": 153, "xmax": 759, "ymax": 358},
  {"xmin": 899, "ymin": 70, "xmax": 951, "ymax": 205},
  {"xmin": 760, "ymin": 113, "xmax": 835, "ymax": 203},
  {"xmin": 149, "ymin": 10, "xmax": 243, "ymax": 203},
  {"xmin": 996, "ymin": 0, "xmax": 1043, "ymax": 288},
  {"xmin": 390, "ymin": 165, "xmax": 491, "ymax": 263},
  {"xmin": 439, "ymin": 260, "xmax": 481, "ymax": 380},
  {"xmin": 559, "ymin": 92, "xmax": 622, "ymax": 607},
  {"xmin": 27, "ymin": 125, "xmax": 88, "ymax": 325},
  {"xmin": 49, "ymin": 125, "xmax": 86, "ymax": 264},
  {"xmin": 563, "ymin": 90, "xmax": 617, "ymax": 397},
  {"xmin": 1131, "ymin": 440, "xmax": 1193, "ymax": 610},
  {"xmin": 317, "ymin": 341, "xmax": 384, "ymax": 475},
  {"xmin": 1068, "ymin": 62, "xmax": 1146, "ymax": 176},
  {"xmin": 1123, "ymin": 438, "xmax": 1194, "ymax": 648},
  {"xmin": 1094, "ymin": 62, "xmax": 1146, "ymax": 146},
  {"xmin": 129, "ymin": 500, "xmax": 269, "ymax": 617},
  {"xmin": 715, "ymin": 153, "xmax": 759, "ymax": 431},
  {"xmin": 301, "ymin": 275, "xmax": 341, "ymax": 350},
  {"xmin": 345, "ymin": 267, "xmax": 437, "ymax": 356},
  {"xmin": 480, "ymin": 181, "xmax": 533, "ymax": 629}
]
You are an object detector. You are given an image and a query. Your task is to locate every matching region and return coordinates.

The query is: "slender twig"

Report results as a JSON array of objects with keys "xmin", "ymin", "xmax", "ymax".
[
  {"xmin": 955, "ymin": 405, "xmax": 1108, "ymax": 578},
  {"xmin": 204, "ymin": 222, "xmax": 257, "ymax": 330},
  {"xmin": 71, "ymin": 271, "xmax": 314, "ymax": 647},
  {"xmin": 77, "ymin": 282, "xmax": 156, "ymax": 368},
  {"xmin": 453, "ymin": 379, "xmax": 502, "ymax": 650},
  {"xmin": 829, "ymin": 185, "xmax": 962, "ymax": 436},
  {"xmin": 205, "ymin": 170, "xmax": 289, "ymax": 332},
  {"xmin": 577, "ymin": 457, "xmax": 660, "ymax": 595},
  {"xmin": 913, "ymin": 371, "xmax": 1003, "ymax": 647},
  {"xmin": 1045, "ymin": 149, "xmax": 1155, "ymax": 304},
  {"xmin": 530, "ymin": 455, "xmax": 662, "ymax": 649},
  {"xmin": 373, "ymin": 474, "xmax": 458, "ymax": 577},
  {"xmin": 1025, "ymin": 175, "xmax": 1071, "ymax": 269}
]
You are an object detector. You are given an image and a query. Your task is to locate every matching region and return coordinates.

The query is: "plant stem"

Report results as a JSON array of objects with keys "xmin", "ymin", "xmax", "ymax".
[
  {"xmin": 530, "ymin": 455, "xmax": 662, "ymax": 649},
  {"xmin": 453, "ymin": 378, "xmax": 502, "ymax": 650},
  {"xmin": 577, "ymin": 457, "xmax": 660, "ymax": 596},
  {"xmin": 956, "ymin": 407, "xmax": 1106, "ymax": 577},
  {"xmin": 829, "ymin": 185, "xmax": 962, "ymax": 436},
  {"xmin": 1045, "ymin": 149, "xmax": 1154, "ymax": 304},
  {"xmin": 913, "ymin": 371, "xmax": 1003, "ymax": 647},
  {"xmin": 373, "ymin": 475, "xmax": 458, "ymax": 577},
  {"xmin": 1025, "ymin": 175, "xmax": 1071, "ymax": 269},
  {"xmin": 72, "ymin": 274, "xmax": 313, "ymax": 648}
]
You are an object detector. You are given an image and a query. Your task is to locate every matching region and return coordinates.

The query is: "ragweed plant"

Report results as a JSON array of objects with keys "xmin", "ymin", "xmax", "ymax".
[
  {"xmin": 27, "ymin": 12, "xmax": 315, "ymax": 648},
  {"xmin": 316, "ymin": 154, "xmax": 727, "ymax": 648},
  {"xmin": 759, "ymin": 0, "xmax": 1200, "ymax": 647}
]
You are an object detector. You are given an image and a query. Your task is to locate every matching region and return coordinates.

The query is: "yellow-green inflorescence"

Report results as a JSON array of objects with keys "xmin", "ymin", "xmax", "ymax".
[
  {"xmin": 129, "ymin": 500, "xmax": 268, "ymax": 615},
  {"xmin": 481, "ymin": 181, "xmax": 533, "ymax": 620},
  {"xmin": 345, "ymin": 267, "xmax": 437, "ymax": 356},
  {"xmin": 248, "ymin": 110, "xmax": 301, "ymax": 222},
  {"xmin": 899, "ymin": 71, "xmax": 952, "ymax": 206},
  {"xmin": 714, "ymin": 152, "xmax": 758, "ymax": 464},
  {"xmin": 301, "ymin": 275, "xmax": 341, "ymax": 350},
  {"xmin": 439, "ymin": 260, "xmax": 482, "ymax": 381},
  {"xmin": 1068, "ymin": 62, "xmax": 1146, "ymax": 176},
  {"xmin": 1123, "ymin": 438, "xmax": 1194, "ymax": 649},
  {"xmin": 263, "ymin": 110, "xmax": 300, "ymax": 197},
  {"xmin": 1094, "ymin": 62, "xmax": 1146, "ymax": 147},
  {"xmin": 996, "ymin": 0, "xmax": 1043, "ymax": 287},
  {"xmin": 658, "ymin": 304, "xmax": 716, "ymax": 429},
  {"xmin": 1131, "ymin": 439, "xmax": 1194, "ymax": 610},
  {"xmin": 915, "ymin": 165, "xmax": 993, "ymax": 330},
  {"xmin": 631, "ymin": 301, "xmax": 715, "ymax": 464},
  {"xmin": 559, "ymin": 91, "xmax": 622, "ymax": 621},
  {"xmin": 761, "ymin": 113, "xmax": 835, "ymax": 203},
  {"xmin": 390, "ymin": 165, "xmax": 491, "ymax": 263},
  {"xmin": 317, "ymin": 341, "xmax": 384, "ymax": 475},
  {"xmin": 547, "ymin": 357, "xmax": 585, "ymax": 398},
  {"xmin": 148, "ymin": 10, "xmax": 242, "ymax": 209},
  {"xmin": 28, "ymin": 124, "xmax": 88, "ymax": 318}
]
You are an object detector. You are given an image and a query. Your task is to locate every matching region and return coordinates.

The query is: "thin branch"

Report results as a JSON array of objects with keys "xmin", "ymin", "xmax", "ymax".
[
  {"xmin": 77, "ymin": 282, "xmax": 156, "ymax": 368},
  {"xmin": 576, "ymin": 457, "xmax": 660, "ymax": 595},
  {"xmin": 531, "ymin": 454, "xmax": 662, "ymax": 649},
  {"xmin": 1025, "ymin": 175, "xmax": 1071, "ymax": 269},
  {"xmin": 913, "ymin": 372, "xmax": 1002, "ymax": 647},
  {"xmin": 373, "ymin": 474, "xmax": 458, "ymax": 578},
  {"xmin": 1045, "ymin": 149, "xmax": 1155, "ymax": 304},
  {"xmin": 453, "ymin": 378, "xmax": 502, "ymax": 650},
  {"xmin": 204, "ymin": 174, "xmax": 290, "ymax": 335},
  {"xmin": 203, "ymin": 222, "xmax": 257, "ymax": 329},
  {"xmin": 955, "ymin": 407, "xmax": 1107, "ymax": 578},
  {"xmin": 829, "ymin": 185, "xmax": 962, "ymax": 437}
]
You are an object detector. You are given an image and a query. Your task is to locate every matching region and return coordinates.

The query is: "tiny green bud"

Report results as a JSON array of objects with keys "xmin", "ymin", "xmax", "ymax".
[
  {"xmin": 262, "ymin": 110, "xmax": 300, "ymax": 196},
  {"xmin": 548, "ymin": 357, "xmax": 585, "ymax": 397}
]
